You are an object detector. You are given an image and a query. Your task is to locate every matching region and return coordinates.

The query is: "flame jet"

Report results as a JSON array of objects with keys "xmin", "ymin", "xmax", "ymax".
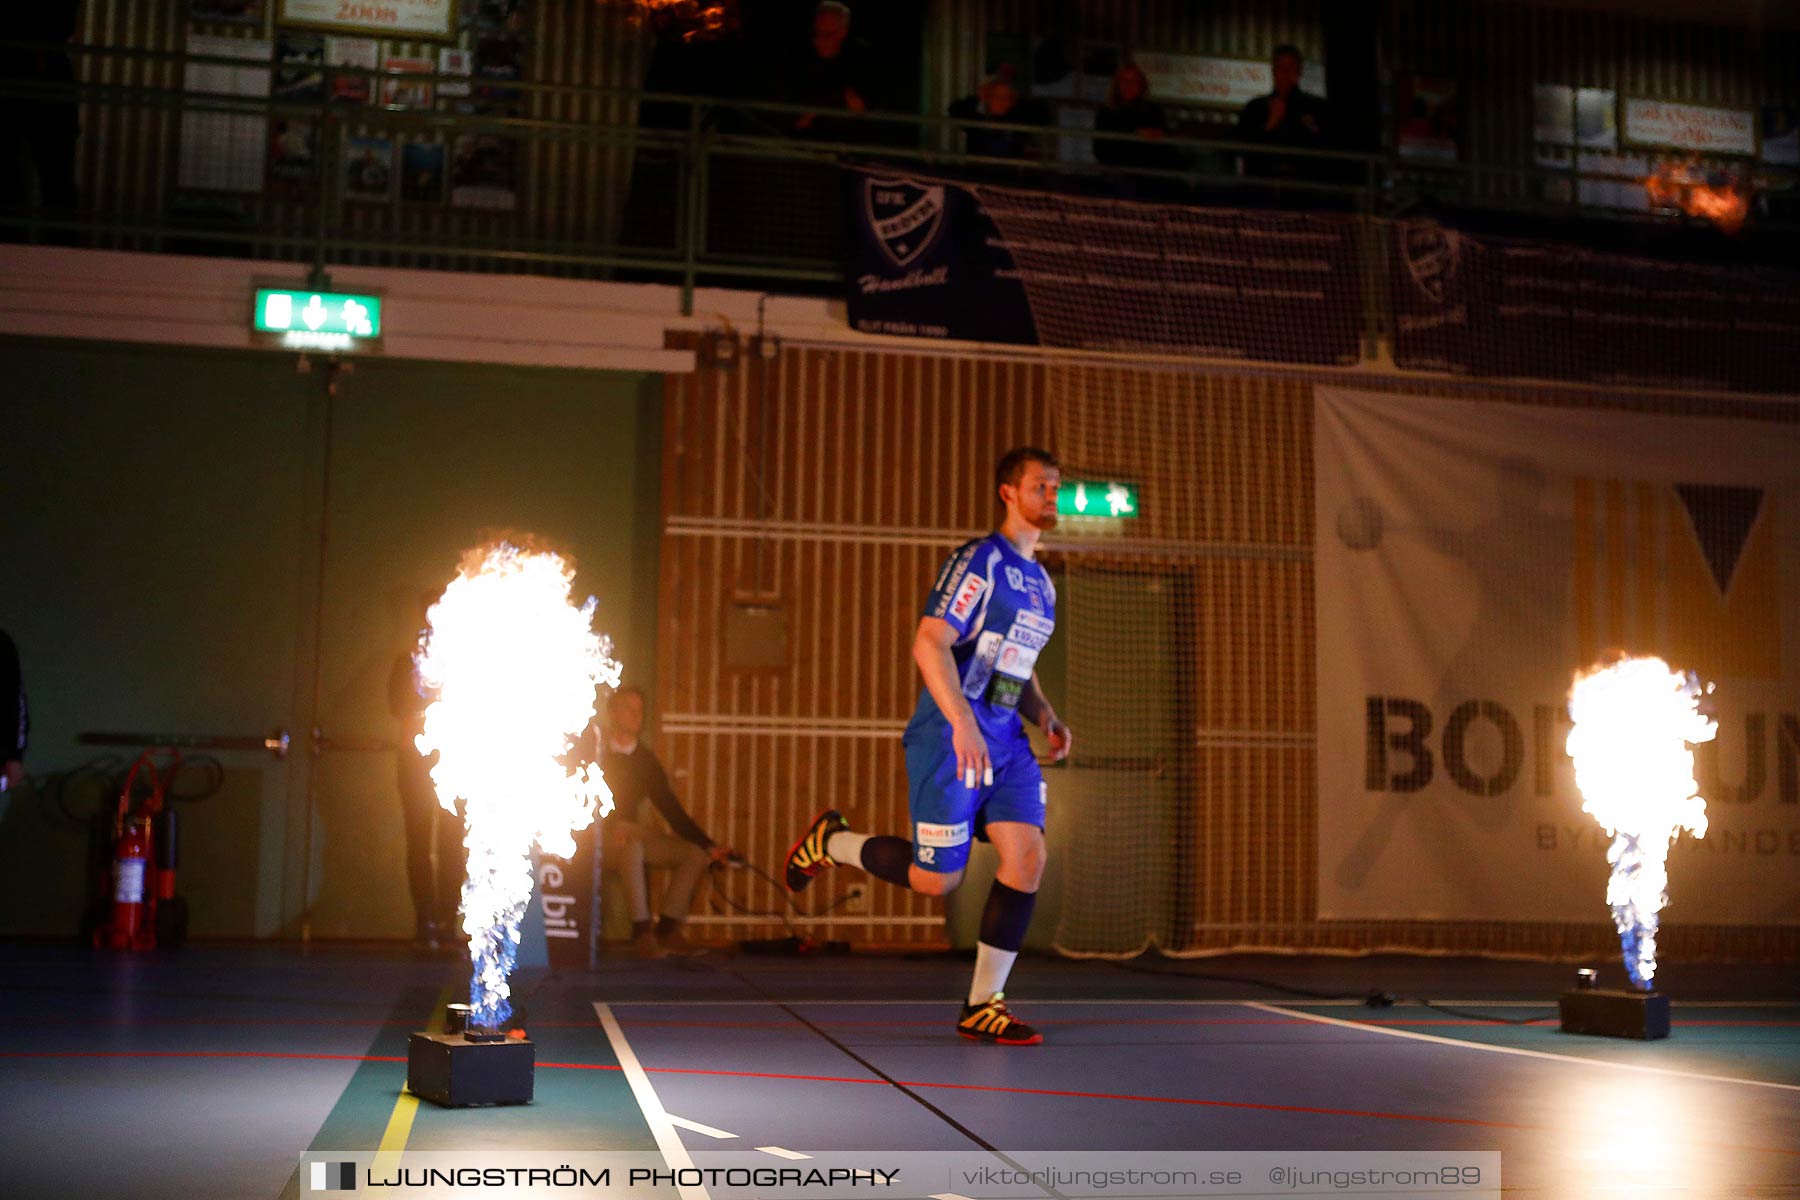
[
  {"xmin": 1566, "ymin": 656, "xmax": 1716, "ymax": 989},
  {"xmin": 415, "ymin": 541, "xmax": 621, "ymax": 1028}
]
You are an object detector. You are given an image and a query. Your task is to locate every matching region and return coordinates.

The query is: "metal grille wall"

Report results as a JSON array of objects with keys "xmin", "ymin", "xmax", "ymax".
[
  {"xmin": 659, "ymin": 342, "xmax": 1798, "ymax": 962},
  {"xmin": 656, "ymin": 341, "xmax": 1053, "ymax": 942}
]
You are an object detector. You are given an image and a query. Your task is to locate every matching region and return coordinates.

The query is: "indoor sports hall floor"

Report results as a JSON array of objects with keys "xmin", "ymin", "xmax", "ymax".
[{"xmin": 1, "ymin": 943, "xmax": 1796, "ymax": 1199}]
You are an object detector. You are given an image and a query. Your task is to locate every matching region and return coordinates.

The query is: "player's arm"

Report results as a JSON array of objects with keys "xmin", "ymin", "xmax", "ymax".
[
  {"xmin": 643, "ymin": 749, "xmax": 716, "ymax": 852},
  {"xmin": 1019, "ymin": 672, "xmax": 1072, "ymax": 762},
  {"xmin": 913, "ymin": 616, "xmax": 991, "ymax": 785}
]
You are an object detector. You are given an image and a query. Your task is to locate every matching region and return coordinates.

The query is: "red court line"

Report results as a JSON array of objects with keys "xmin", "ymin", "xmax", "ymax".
[
  {"xmin": 0, "ymin": 1050, "xmax": 407, "ymax": 1063},
  {"xmin": 579, "ymin": 1017, "xmax": 1323, "ymax": 1029},
  {"xmin": 22, "ymin": 1017, "xmax": 434, "ymax": 1029},
  {"xmin": 897, "ymin": 1077, "xmax": 1532, "ymax": 1131},
  {"xmin": 0, "ymin": 1049, "xmax": 1509, "ymax": 1126},
  {"xmin": 15, "ymin": 1014, "xmax": 1799, "ymax": 1029},
  {"xmin": 1359, "ymin": 1019, "xmax": 1800, "ymax": 1028},
  {"xmin": 587, "ymin": 1016, "xmax": 1800, "ymax": 1030},
  {"xmin": 0, "ymin": 1050, "xmax": 875, "ymax": 1091},
  {"xmin": 553, "ymin": 1062, "xmax": 885, "ymax": 1086},
  {"xmin": 7, "ymin": 1050, "xmax": 1797, "ymax": 1157}
]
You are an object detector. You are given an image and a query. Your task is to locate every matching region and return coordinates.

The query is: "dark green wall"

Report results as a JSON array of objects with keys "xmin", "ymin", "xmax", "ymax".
[{"xmin": 0, "ymin": 337, "xmax": 662, "ymax": 939}]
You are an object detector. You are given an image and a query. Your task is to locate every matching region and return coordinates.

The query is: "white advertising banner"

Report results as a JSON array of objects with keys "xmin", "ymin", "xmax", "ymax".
[
  {"xmin": 1315, "ymin": 387, "xmax": 1800, "ymax": 924},
  {"xmin": 278, "ymin": 0, "xmax": 457, "ymax": 41},
  {"xmin": 1133, "ymin": 52, "xmax": 1326, "ymax": 108},
  {"xmin": 1623, "ymin": 98, "xmax": 1756, "ymax": 155}
]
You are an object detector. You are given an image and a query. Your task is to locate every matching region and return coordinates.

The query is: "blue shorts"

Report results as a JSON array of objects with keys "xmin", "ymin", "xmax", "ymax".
[{"xmin": 902, "ymin": 729, "xmax": 1046, "ymax": 874}]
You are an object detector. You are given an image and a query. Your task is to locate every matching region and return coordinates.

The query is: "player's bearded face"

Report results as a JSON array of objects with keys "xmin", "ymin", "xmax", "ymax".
[{"xmin": 1012, "ymin": 465, "xmax": 1060, "ymax": 530}]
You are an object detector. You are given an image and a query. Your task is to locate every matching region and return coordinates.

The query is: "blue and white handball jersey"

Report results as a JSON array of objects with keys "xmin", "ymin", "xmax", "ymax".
[{"xmin": 906, "ymin": 532, "xmax": 1057, "ymax": 754}]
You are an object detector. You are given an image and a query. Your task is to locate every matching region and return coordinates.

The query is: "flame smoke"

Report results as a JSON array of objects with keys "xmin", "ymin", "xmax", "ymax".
[
  {"xmin": 415, "ymin": 541, "xmax": 622, "ymax": 1028},
  {"xmin": 1565, "ymin": 656, "xmax": 1715, "ymax": 989},
  {"xmin": 625, "ymin": 0, "xmax": 736, "ymax": 41},
  {"xmin": 1644, "ymin": 158, "xmax": 1749, "ymax": 234}
]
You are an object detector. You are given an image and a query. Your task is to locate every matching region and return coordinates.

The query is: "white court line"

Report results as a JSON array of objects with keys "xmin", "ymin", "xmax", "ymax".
[
  {"xmin": 604, "ymin": 997, "xmax": 1798, "ymax": 1008},
  {"xmin": 930, "ymin": 1193, "xmax": 979, "ymax": 1200},
  {"xmin": 756, "ymin": 1146, "xmax": 814, "ymax": 1160},
  {"xmin": 1242, "ymin": 1000, "xmax": 1800, "ymax": 1093},
  {"xmin": 666, "ymin": 1115, "xmax": 738, "ymax": 1140},
  {"xmin": 594, "ymin": 1002, "xmax": 711, "ymax": 1200},
  {"xmin": 608, "ymin": 998, "xmax": 1278, "ymax": 1008}
]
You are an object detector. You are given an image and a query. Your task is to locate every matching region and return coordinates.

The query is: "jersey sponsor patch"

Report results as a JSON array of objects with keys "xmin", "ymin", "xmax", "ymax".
[
  {"xmin": 995, "ymin": 637, "xmax": 1038, "ymax": 679},
  {"xmin": 962, "ymin": 630, "xmax": 1003, "ymax": 699},
  {"xmin": 915, "ymin": 820, "xmax": 970, "ymax": 848},
  {"xmin": 991, "ymin": 615, "xmax": 1048, "ymax": 684},
  {"xmin": 1013, "ymin": 609, "xmax": 1054, "ymax": 636},
  {"xmin": 985, "ymin": 674, "xmax": 1025, "ymax": 710},
  {"xmin": 930, "ymin": 543, "xmax": 974, "ymax": 595},
  {"xmin": 948, "ymin": 572, "xmax": 987, "ymax": 622}
]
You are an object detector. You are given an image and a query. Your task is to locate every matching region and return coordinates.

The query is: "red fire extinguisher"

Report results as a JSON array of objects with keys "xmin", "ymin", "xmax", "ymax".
[
  {"xmin": 108, "ymin": 816, "xmax": 151, "ymax": 951},
  {"xmin": 93, "ymin": 748, "xmax": 187, "ymax": 951}
]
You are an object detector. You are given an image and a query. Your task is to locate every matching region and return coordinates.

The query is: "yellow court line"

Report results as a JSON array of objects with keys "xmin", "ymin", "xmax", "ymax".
[{"xmin": 374, "ymin": 983, "xmax": 459, "ymax": 1171}]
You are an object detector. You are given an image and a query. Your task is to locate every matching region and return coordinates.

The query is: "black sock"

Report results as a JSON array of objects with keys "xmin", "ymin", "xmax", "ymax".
[
  {"xmin": 859, "ymin": 836, "xmax": 915, "ymax": 888},
  {"xmin": 978, "ymin": 880, "xmax": 1037, "ymax": 952},
  {"xmin": 654, "ymin": 916, "xmax": 680, "ymax": 938},
  {"xmin": 631, "ymin": 920, "xmax": 651, "ymax": 937}
]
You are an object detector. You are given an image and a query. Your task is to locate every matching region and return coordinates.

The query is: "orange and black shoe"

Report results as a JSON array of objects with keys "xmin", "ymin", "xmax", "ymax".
[
  {"xmin": 785, "ymin": 809, "xmax": 850, "ymax": 893},
  {"xmin": 956, "ymin": 993, "xmax": 1043, "ymax": 1046}
]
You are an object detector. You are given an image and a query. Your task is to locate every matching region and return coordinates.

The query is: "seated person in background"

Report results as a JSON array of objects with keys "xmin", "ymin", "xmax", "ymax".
[
  {"xmin": 1094, "ymin": 62, "xmax": 1175, "ymax": 172},
  {"xmin": 1235, "ymin": 43, "xmax": 1329, "ymax": 179},
  {"xmin": 595, "ymin": 685, "xmax": 736, "ymax": 957},
  {"xmin": 947, "ymin": 70, "xmax": 1045, "ymax": 160}
]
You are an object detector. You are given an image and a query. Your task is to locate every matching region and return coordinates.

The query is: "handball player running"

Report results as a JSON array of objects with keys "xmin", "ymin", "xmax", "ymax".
[{"xmin": 785, "ymin": 447, "xmax": 1072, "ymax": 1045}]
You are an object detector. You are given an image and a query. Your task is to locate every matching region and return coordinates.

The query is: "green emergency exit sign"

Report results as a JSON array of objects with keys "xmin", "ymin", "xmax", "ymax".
[
  {"xmin": 253, "ymin": 288, "xmax": 382, "ymax": 347},
  {"xmin": 1059, "ymin": 479, "xmax": 1140, "ymax": 519}
]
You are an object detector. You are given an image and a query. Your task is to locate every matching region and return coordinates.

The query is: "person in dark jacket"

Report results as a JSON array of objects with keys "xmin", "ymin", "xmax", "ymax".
[
  {"xmin": 947, "ymin": 74, "xmax": 1046, "ymax": 161},
  {"xmin": 1236, "ymin": 43, "xmax": 1330, "ymax": 181},
  {"xmin": 783, "ymin": 1, "xmax": 868, "ymax": 139},
  {"xmin": 1094, "ymin": 62, "xmax": 1174, "ymax": 172},
  {"xmin": 1, "ymin": 630, "xmax": 27, "ymax": 794},
  {"xmin": 596, "ymin": 685, "xmax": 736, "ymax": 957}
]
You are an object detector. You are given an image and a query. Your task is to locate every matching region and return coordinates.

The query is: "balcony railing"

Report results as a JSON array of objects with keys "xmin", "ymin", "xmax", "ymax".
[{"xmin": 3, "ymin": 39, "xmax": 1793, "ymax": 320}]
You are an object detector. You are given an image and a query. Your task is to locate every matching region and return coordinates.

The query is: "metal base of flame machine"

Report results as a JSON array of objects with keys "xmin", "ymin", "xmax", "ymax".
[
  {"xmin": 1558, "ymin": 988, "xmax": 1670, "ymax": 1040},
  {"xmin": 408, "ymin": 1006, "xmax": 535, "ymax": 1106},
  {"xmin": 407, "ymin": 1032, "xmax": 535, "ymax": 1106}
]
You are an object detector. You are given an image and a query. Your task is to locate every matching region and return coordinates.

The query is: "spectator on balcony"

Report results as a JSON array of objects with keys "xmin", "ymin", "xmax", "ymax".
[
  {"xmin": 0, "ymin": 0, "xmax": 81, "ymax": 242},
  {"xmin": 1094, "ymin": 62, "xmax": 1175, "ymax": 174},
  {"xmin": 947, "ymin": 71, "xmax": 1045, "ymax": 162},
  {"xmin": 1236, "ymin": 43, "xmax": 1330, "ymax": 182},
  {"xmin": 784, "ymin": 1, "xmax": 869, "ymax": 140}
]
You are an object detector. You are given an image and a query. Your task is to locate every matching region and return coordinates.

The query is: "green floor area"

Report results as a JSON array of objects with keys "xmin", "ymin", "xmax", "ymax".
[{"xmin": 281, "ymin": 974, "xmax": 663, "ymax": 1197}]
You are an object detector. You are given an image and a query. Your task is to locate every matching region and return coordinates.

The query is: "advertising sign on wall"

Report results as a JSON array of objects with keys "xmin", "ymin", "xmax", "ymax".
[
  {"xmin": 1316, "ymin": 385, "xmax": 1800, "ymax": 925},
  {"xmin": 1133, "ymin": 52, "xmax": 1326, "ymax": 108},
  {"xmin": 278, "ymin": 0, "xmax": 458, "ymax": 41},
  {"xmin": 1624, "ymin": 99, "xmax": 1756, "ymax": 155}
]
